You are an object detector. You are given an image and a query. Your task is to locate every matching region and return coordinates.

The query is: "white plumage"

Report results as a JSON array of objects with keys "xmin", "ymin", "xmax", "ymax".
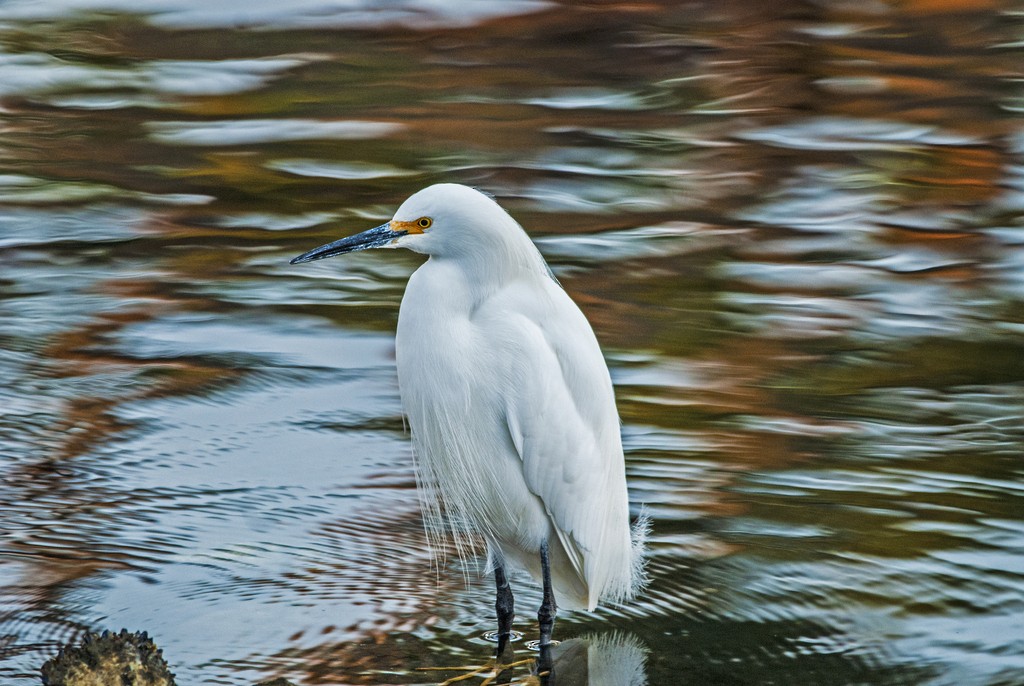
[{"xmin": 291, "ymin": 183, "xmax": 645, "ymax": 644}]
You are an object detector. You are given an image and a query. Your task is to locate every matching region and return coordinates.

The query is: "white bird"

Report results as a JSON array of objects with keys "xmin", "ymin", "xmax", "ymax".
[{"xmin": 291, "ymin": 183, "xmax": 646, "ymax": 650}]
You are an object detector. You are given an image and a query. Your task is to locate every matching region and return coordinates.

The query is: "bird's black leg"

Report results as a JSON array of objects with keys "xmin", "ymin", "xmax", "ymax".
[
  {"xmin": 537, "ymin": 541, "xmax": 557, "ymax": 647},
  {"xmin": 494, "ymin": 563, "xmax": 515, "ymax": 658}
]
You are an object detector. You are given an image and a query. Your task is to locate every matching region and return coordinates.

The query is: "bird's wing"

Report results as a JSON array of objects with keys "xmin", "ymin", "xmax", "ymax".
[{"xmin": 485, "ymin": 279, "xmax": 629, "ymax": 603}]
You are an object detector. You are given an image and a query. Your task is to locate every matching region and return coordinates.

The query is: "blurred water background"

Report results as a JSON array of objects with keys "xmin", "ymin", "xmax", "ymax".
[{"xmin": 1, "ymin": 1, "xmax": 1023, "ymax": 684}]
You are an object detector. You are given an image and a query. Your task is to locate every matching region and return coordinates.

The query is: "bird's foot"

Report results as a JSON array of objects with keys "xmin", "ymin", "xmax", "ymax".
[{"xmin": 417, "ymin": 657, "xmax": 535, "ymax": 686}]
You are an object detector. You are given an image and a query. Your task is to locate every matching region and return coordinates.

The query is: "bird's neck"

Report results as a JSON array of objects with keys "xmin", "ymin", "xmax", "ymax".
[{"xmin": 435, "ymin": 230, "xmax": 551, "ymax": 303}]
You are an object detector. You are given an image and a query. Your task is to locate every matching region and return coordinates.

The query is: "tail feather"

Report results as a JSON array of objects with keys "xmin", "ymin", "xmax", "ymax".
[
  {"xmin": 557, "ymin": 507, "xmax": 651, "ymax": 612},
  {"xmin": 628, "ymin": 508, "xmax": 651, "ymax": 600}
]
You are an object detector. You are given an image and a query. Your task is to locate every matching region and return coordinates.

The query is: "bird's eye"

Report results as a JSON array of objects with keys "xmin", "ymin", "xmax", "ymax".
[{"xmin": 417, "ymin": 217, "xmax": 432, "ymax": 229}]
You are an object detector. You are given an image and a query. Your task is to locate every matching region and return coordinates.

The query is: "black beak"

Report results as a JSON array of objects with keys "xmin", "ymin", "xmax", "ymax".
[{"xmin": 289, "ymin": 222, "xmax": 406, "ymax": 265}]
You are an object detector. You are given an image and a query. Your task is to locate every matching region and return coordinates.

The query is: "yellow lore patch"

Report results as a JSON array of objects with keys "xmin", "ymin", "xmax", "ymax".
[{"xmin": 394, "ymin": 217, "xmax": 433, "ymax": 234}]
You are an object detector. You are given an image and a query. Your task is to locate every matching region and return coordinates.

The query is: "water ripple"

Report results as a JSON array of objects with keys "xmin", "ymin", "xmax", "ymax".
[
  {"xmin": 0, "ymin": 0, "xmax": 555, "ymax": 30},
  {"xmin": 0, "ymin": 52, "xmax": 316, "ymax": 105},
  {"xmin": 738, "ymin": 117, "xmax": 979, "ymax": 151},
  {"xmin": 146, "ymin": 119, "xmax": 405, "ymax": 146}
]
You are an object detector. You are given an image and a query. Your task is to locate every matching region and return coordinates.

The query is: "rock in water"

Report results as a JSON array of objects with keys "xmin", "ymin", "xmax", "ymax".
[{"xmin": 41, "ymin": 629, "xmax": 175, "ymax": 686}]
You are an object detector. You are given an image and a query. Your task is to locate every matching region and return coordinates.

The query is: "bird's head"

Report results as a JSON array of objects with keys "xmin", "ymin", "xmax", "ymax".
[{"xmin": 289, "ymin": 183, "xmax": 515, "ymax": 264}]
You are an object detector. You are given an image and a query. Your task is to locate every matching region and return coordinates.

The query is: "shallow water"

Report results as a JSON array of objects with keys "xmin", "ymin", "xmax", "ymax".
[{"xmin": 1, "ymin": 2, "xmax": 1023, "ymax": 684}]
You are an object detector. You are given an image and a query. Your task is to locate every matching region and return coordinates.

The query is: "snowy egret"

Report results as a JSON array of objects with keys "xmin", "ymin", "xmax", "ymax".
[{"xmin": 291, "ymin": 184, "xmax": 646, "ymax": 650}]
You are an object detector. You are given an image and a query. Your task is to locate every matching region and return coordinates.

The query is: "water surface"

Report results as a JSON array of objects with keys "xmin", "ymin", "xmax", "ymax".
[{"xmin": 1, "ymin": 2, "xmax": 1023, "ymax": 685}]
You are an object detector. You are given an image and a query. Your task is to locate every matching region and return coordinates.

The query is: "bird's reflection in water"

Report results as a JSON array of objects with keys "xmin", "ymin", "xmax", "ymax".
[
  {"xmin": 432, "ymin": 633, "xmax": 646, "ymax": 686},
  {"xmin": 537, "ymin": 633, "xmax": 646, "ymax": 686}
]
